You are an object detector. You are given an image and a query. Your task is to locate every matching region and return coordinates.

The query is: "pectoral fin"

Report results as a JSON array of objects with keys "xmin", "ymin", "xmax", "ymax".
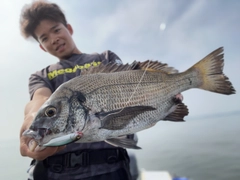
[
  {"xmin": 97, "ymin": 106, "xmax": 156, "ymax": 130},
  {"xmin": 105, "ymin": 136, "xmax": 141, "ymax": 149}
]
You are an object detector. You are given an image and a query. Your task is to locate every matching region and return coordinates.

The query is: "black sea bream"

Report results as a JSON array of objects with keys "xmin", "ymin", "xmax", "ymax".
[{"xmin": 23, "ymin": 47, "xmax": 235, "ymax": 150}]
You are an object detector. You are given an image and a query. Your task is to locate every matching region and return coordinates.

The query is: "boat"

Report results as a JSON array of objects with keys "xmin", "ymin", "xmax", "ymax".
[
  {"xmin": 128, "ymin": 152, "xmax": 189, "ymax": 180},
  {"xmin": 140, "ymin": 170, "xmax": 189, "ymax": 180}
]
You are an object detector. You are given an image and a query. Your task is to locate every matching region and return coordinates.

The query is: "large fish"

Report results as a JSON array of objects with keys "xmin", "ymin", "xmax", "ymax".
[{"xmin": 23, "ymin": 47, "xmax": 235, "ymax": 150}]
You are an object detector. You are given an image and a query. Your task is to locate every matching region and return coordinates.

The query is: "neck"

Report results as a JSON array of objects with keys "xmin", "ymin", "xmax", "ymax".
[
  {"xmin": 59, "ymin": 48, "xmax": 82, "ymax": 60},
  {"xmin": 73, "ymin": 48, "xmax": 82, "ymax": 54}
]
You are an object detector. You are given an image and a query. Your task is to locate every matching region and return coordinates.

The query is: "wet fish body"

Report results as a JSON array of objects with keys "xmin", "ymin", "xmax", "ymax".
[{"xmin": 23, "ymin": 47, "xmax": 235, "ymax": 149}]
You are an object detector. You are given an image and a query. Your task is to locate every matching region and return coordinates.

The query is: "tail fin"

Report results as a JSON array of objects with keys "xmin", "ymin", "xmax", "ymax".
[{"xmin": 192, "ymin": 47, "xmax": 235, "ymax": 95}]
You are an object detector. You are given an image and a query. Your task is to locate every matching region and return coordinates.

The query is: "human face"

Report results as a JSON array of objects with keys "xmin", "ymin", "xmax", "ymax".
[{"xmin": 34, "ymin": 20, "xmax": 81, "ymax": 60}]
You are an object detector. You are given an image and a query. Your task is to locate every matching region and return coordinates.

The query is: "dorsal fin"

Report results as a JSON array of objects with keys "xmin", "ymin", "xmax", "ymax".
[
  {"xmin": 134, "ymin": 60, "xmax": 178, "ymax": 74},
  {"xmin": 81, "ymin": 60, "xmax": 178, "ymax": 75},
  {"xmin": 80, "ymin": 62, "xmax": 134, "ymax": 75}
]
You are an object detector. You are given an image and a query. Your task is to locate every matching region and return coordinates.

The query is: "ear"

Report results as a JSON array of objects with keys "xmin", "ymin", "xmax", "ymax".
[
  {"xmin": 39, "ymin": 44, "xmax": 46, "ymax": 52},
  {"xmin": 67, "ymin": 24, "xmax": 73, "ymax": 35}
]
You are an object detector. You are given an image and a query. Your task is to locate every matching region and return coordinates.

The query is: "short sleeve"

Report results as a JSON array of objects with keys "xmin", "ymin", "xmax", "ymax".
[
  {"xmin": 101, "ymin": 50, "xmax": 123, "ymax": 65},
  {"xmin": 29, "ymin": 72, "xmax": 53, "ymax": 100}
]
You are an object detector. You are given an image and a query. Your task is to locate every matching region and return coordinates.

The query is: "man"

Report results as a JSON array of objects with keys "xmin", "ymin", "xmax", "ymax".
[{"xmin": 19, "ymin": 1, "xmax": 133, "ymax": 179}]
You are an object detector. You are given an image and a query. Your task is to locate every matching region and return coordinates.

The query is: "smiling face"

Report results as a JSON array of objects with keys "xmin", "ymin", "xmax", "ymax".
[{"xmin": 34, "ymin": 20, "xmax": 81, "ymax": 60}]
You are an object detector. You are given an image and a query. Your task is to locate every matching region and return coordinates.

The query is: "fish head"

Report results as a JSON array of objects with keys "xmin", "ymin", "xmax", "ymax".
[{"xmin": 23, "ymin": 89, "xmax": 89, "ymax": 146}]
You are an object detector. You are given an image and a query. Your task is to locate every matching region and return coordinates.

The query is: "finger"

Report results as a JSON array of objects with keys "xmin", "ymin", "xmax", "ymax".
[
  {"xmin": 34, "ymin": 147, "xmax": 60, "ymax": 160},
  {"xmin": 28, "ymin": 139, "xmax": 38, "ymax": 152},
  {"xmin": 56, "ymin": 145, "xmax": 66, "ymax": 153}
]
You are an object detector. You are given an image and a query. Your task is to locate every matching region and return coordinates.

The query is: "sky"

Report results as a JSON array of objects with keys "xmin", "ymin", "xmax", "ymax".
[{"xmin": 0, "ymin": 0, "xmax": 239, "ymax": 140}]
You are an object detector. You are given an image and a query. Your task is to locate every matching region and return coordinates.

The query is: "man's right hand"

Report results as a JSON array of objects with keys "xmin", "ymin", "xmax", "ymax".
[
  {"xmin": 20, "ymin": 87, "xmax": 65, "ymax": 161},
  {"xmin": 20, "ymin": 133, "xmax": 65, "ymax": 160}
]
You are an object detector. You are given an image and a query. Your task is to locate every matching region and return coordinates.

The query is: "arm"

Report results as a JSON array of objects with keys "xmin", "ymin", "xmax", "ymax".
[{"xmin": 19, "ymin": 87, "xmax": 65, "ymax": 161}]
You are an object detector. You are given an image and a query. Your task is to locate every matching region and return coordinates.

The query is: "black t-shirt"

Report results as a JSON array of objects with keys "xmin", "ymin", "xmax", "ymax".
[{"xmin": 29, "ymin": 50, "xmax": 122, "ymax": 99}]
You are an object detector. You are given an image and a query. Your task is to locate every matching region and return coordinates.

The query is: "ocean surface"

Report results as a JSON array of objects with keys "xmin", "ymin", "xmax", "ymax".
[{"xmin": 1, "ymin": 113, "xmax": 240, "ymax": 180}]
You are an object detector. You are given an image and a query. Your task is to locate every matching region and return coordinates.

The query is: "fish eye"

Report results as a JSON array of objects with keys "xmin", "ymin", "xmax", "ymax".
[{"xmin": 45, "ymin": 107, "xmax": 57, "ymax": 117}]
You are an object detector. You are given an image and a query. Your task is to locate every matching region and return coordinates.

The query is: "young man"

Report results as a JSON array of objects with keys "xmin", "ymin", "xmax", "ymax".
[{"xmin": 19, "ymin": 1, "xmax": 133, "ymax": 180}]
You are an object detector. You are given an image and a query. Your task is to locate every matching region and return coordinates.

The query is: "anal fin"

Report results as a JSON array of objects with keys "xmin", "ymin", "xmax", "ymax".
[
  {"xmin": 163, "ymin": 103, "xmax": 189, "ymax": 122},
  {"xmin": 105, "ymin": 136, "xmax": 141, "ymax": 149}
]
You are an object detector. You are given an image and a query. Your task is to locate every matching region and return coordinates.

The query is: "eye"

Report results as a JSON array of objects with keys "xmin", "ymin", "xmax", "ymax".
[
  {"xmin": 45, "ymin": 107, "xmax": 57, "ymax": 117},
  {"xmin": 42, "ymin": 37, "xmax": 47, "ymax": 43},
  {"xmin": 55, "ymin": 28, "xmax": 60, "ymax": 33}
]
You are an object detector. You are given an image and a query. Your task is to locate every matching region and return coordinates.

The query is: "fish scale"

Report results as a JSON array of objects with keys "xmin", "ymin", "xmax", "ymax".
[
  {"xmin": 76, "ymin": 72, "xmax": 194, "ymax": 139},
  {"xmin": 81, "ymin": 73, "xmax": 181, "ymax": 109}
]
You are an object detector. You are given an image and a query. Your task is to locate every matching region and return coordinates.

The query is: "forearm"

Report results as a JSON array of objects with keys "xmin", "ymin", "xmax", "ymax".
[
  {"xmin": 21, "ymin": 87, "xmax": 52, "ymax": 132},
  {"xmin": 23, "ymin": 97, "xmax": 49, "ymax": 129}
]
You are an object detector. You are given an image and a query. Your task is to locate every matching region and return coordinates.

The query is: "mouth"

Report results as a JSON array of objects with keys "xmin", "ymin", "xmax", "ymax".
[
  {"xmin": 23, "ymin": 128, "xmax": 83, "ymax": 151},
  {"xmin": 23, "ymin": 128, "xmax": 52, "ymax": 140},
  {"xmin": 56, "ymin": 43, "xmax": 65, "ymax": 52},
  {"xmin": 22, "ymin": 128, "xmax": 53, "ymax": 148}
]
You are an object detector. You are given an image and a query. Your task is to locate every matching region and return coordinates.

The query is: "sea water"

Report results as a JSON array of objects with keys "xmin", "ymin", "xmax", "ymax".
[{"xmin": 131, "ymin": 113, "xmax": 240, "ymax": 180}]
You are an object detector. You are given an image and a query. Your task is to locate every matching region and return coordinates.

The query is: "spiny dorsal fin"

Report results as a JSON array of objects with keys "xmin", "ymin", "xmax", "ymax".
[
  {"xmin": 134, "ymin": 60, "xmax": 178, "ymax": 74},
  {"xmin": 80, "ymin": 62, "xmax": 134, "ymax": 75},
  {"xmin": 81, "ymin": 60, "xmax": 178, "ymax": 75}
]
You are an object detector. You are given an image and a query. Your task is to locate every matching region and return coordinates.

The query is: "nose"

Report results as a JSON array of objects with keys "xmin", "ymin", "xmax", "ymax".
[{"xmin": 52, "ymin": 37, "xmax": 59, "ymax": 44}]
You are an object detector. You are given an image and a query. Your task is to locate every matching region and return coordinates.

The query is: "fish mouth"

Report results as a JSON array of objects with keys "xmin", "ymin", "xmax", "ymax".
[
  {"xmin": 23, "ymin": 128, "xmax": 83, "ymax": 148},
  {"xmin": 22, "ymin": 128, "xmax": 52, "ymax": 145}
]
